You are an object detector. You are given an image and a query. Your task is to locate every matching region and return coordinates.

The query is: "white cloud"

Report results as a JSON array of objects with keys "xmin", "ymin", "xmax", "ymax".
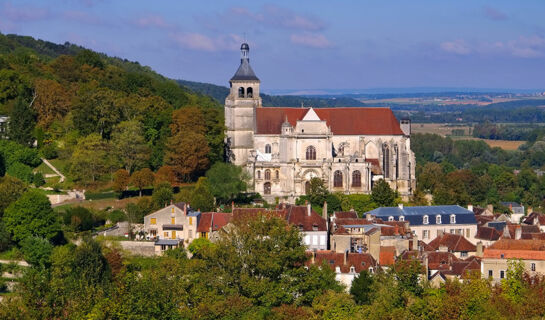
[
  {"xmin": 482, "ymin": 6, "xmax": 508, "ymax": 21},
  {"xmin": 290, "ymin": 33, "xmax": 332, "ymax": 48},
  {"xmin": 170, "ymin": 32, "xmax": 242, "ymax": 52},
  {"xmin": 440, "ymin": 40, "xmax": 472, "ymax": 55},
  {"xmin": 133, "ymin": 15, "xmax": 172, "ymax": 29},
  {"xmin": 440, "ymin": 36, "xmax": 545, "ymax": 58}
]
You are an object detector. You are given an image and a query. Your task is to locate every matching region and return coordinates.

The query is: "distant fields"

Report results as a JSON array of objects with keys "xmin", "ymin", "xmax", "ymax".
[{"xmin": 412, "ymin": 123, "xmax": 525, "ymax": 151}]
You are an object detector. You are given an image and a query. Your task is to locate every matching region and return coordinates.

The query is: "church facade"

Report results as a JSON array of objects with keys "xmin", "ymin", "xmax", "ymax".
[{"xmin": 225, "ymin": 43, "xmax": 416, "ymax": 202}]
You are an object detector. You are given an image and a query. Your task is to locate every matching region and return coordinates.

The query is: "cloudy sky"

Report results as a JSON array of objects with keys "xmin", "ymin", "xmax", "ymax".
[{"xmin": 1, "ymin": 0, "xmax": 544, "ymax": 92}]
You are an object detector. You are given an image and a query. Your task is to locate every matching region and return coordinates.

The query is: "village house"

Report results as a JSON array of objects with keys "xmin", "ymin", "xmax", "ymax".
[
  {"xmin": 482, "ymin": 239, "xmax": 545, "ymax": 282},
  {"xmin": 307, "ymin": 250, "xmax": 378, "ymax": 289},
  {"xmin": 143, "ymin": 202, "xmax": 201, "ymax": 254},
  {"xmin": 367, "ymin": 204, "xmax": 478, "ymax": 244},
  {"xmin": 500, "ymin": 202, "xmax": 525, "ymax": 223},
  {"xmin": 426, "ymin": 232, "xmax": 478, "ymax": 258},
  {"xmin": 196, "ymin": 212, "xmax": 232, "ymax": 241}
]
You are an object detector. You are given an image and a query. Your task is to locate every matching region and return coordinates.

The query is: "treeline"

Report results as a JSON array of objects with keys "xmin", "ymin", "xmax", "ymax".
[
  {"xmin": 473, "ymin": 122, "xmax": 545, "ymax": 141},
  {"xmin": 178, "ymin": 79, "xmax": 366, "ymax": 107},
  {"xmin": 413, "ymin": 133, "xmax": 545, "ymax": 208},
  {"xmin": 3, "ymin": 213, "xmax": 545, "ymax": 319},
  {"xmin": 0, "ymin": 32, "xmax": 225, "ymax": 187}
]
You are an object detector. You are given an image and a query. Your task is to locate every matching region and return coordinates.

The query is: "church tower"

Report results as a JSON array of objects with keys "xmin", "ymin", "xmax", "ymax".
[{"xmin": 225, "ymin": 43, "xmax": 262, "ymax": 165}]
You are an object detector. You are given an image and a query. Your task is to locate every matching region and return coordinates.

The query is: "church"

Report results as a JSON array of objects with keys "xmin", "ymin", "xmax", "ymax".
[{"xmin": 225, "ymin": 43, "xmax": 416, "ymax": 202}]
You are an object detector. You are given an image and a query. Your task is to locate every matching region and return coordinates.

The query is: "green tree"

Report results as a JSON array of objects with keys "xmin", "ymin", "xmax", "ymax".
[
  {"xmin": 308, "ymin": 177, "xmax": 329, "ymax": 207},
  {"xmin": 4, "ymin": 190, "xmax": 62, "ymax": 244},
  {"xmin": 131, "ymin": 168, "xmax": 154, "ymax": 196},
  {"xmin": 501, "ymin": 259, "xmax": 526, "ymax": 304},
  {"xmin": 0, "ymin": 221, "xmax": 11, "ymax": 251},
  {"xmin": 63, "ymin": 206, "xmax": 95, "ymax": 232},
  {"xmin": 20, "ymin": 236, "xmax": 53, "ymax": 268},
  {"xmin": 371, "ymin": 179, "xmax": 397, "ymax": 207},
  {"xmin": 350, "ymin": 270, "xmax": 374, "ymax": 305},
  {"xmin": 0, "ymin": 175, "xmax": 27, "ymax": 216},
  {"xmin": 190, "ymin": 177, "xmax": 215, "ymax": 212},
  {"xmin": 69, "ymin": 133, "xmax": 111, "ymax": 183},
  {"xmin": 187, "ymin": 237, "xmax": 215, "ymax": 258},
  {"xmin": 111, "ymin": 120, "xmax": 150, "ymax": 174},
  {"xmin": 9, "ymin": 97, "xmax": 36, "ymax": 146},
  {"xmin": 205, "ymin": 162, "xmax": 247, "ymax": 203},
  {"xmin": 152, "ymin": 181, "xmax": 173, "ymax": 208},
  {"xmin": 6, "ymin": 162, "xmax": 33, "ymax": 183},
  {"xmin": 32, "ymin": 172, "xmax": 45, "ymax": 187}
]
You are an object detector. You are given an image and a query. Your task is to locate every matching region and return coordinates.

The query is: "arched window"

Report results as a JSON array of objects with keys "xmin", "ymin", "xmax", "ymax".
[
  {"xmin": 352, "ymin": 170, "xmax": 361, "ymax": 187},
  {"xmin": 450, "ymin": 214, "xmax": 456, "ymax": 224},
  {"xmin": 247, "ymin": 87, "xmax": 253, "ymax": 98},
  {"xmin": 423, "ymin": 215, "xmax": 429, "ymax": 225},
  {"xmin": 265, "ymin": 169, "xmax": 271, "ymax": 180},
  {"xmin": 383, "ymin": 145, "xmax": 390, "ymax": 178},
  {"xmin": 334, "ymin": 170, "xmax": 343, "ymax": 187},
  {"xmin": 265, "ymin": 144, "xmax": 271, "ymax": 154},
  {"xmin": 305, "ymin": 181, "xmax": 311, "ymax": 195},
  {"xmin": 436, "ymin": 215, "xmax": 442, "ymax": 224},
  {"xmin": 238, "ymin": 87, "xmax": 245, "ymax": 98},
  {"xmin": 256, "ymin": 170, "xmax": 261, "ymax": 179},
  {"xmin": 275, "ymin": 170, "xmax": 279, "ymax": 180},
  {"xmin": 264, "ymin": 182, "xmax": 271, "ymax": 195},
  {"xmin": 306, "ymin": 145, "xmax": 316, "ymax": 160}
]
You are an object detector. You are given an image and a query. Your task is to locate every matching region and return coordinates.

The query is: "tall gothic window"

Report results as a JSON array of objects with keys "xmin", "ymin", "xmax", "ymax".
[
  {"xmin": 275, "ymin": 170, "xmax": 279, "ymax": 180},
  {"xmin": 334, "ymin": 170, "xmax": 343, "ymax": 187},
  {"xmin": 247, "ymin": 87, "xmax": 253, "ymax": 98},
  {"xmin": 265, "ymin": 169, "xmax": 271, "ymax": 180},
  {"xmin": 383, "ymin": 145, "xmax": 390, "ymax": 179},
  {"xmin": 257, "ymin": 170, "xmax": 261, "ymax": 179},
  {"xmin": 306, "ymin": 145, "xmax": 316, "ymax": 160},
  {"xmin": 264, "ymin": 182, "xmax": 271, "ymax": 195},
  {"xmin": 352, "ymin": 170, "xmax": 361, "ymax": 187},
  {"xmin": 238, "ymin": 87, "xmax": 245, "ymax": 98},
  {"xmin": 265, "ymin": 144, "xmax": 271, "ymax": 154}
]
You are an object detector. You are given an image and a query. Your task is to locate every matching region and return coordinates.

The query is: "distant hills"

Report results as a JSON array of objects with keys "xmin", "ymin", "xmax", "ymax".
[{"xmin": 177, "ymin": 79, "xmax": 366, "ymax": 108}]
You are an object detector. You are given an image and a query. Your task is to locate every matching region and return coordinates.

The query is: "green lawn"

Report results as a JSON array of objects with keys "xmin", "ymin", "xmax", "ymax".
[
  {"xmin": 48, "ymin": 159, "xmax": 69, "ymax": 175},
  {"xmin": 34, "ymin": 161, "xmax": 56, "ymax": 175}
]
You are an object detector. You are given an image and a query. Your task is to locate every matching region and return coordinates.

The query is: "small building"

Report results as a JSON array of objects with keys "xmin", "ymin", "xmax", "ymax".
[
  {"xmin": 427, "ymin": 232, "xmax": 477, "ymax": 258},
  {"xmin": 154, "ymin": 239, "xmax": 183, "ymax": 255},
  {"xmin": 366, "ymin": 204, "xmax": 478, "ymax": 244},
  {"xmin": 284, "ymin": 204, "xmax": 328, "ymax": 250},
  {"xmin": 196, "ymin": 212, "xmax": 232, "ymax": 241},
  {"xmin": 500, "ymin": 202, "xmax": 525, "ymax": 223},
  {"xmin": 143, "ymin": 202, "xmax": 201, "ymax": 245},
  {"xmin": 482, "ymin": 239, "xmax": 545, "ymax": 282}
]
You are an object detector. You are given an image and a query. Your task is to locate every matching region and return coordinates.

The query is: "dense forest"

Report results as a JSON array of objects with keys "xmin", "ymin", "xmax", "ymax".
[
  {"xmin": 0, "ymin": 32, "xmax": 225, "ymax": 188},
  {"xmin": 178, "ymin": 79, "xmax": 366, "ymax": 107},
  {"xmin": 412, "ymin": 132, "xmax": 545, "ymax": 210}
]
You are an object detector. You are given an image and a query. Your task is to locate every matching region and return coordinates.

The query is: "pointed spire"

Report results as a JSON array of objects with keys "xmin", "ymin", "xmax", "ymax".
[{"xmin": 231, "ymin": 43, "xmax": 259, "ymax": 81}]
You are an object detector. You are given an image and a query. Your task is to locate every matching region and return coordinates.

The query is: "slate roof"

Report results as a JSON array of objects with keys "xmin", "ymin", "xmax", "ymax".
[
  {"xmin": 255, "ymin": 107, "xmax": 404, "ymax": 135},
  {"xmin": 231, "ymin": 57, "xmax": 259, "ymax": 81},
  {"xmin": 427, "ymin": 233, "xmax": 476, "ymax": 252},
  {"xmin": 155, "ymin": 239, "xmax": 183, "ymax": 246},
  {"xmin": 367, "ymin": 205, "xmax": 477, "ymax": 226}
]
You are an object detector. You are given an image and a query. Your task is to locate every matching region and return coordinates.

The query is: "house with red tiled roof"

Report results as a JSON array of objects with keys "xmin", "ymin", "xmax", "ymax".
[
  {"xmin": 307, "ymin": 250, "xmax": 378, "ymax": 288},
  {"xmin": 427, "ymin": 232, "xmax": 477, "ymax": 258},
  {"xmin": 482, "ymin": 239, "xmax": 545, "ymax": 282},
  {"xmin": 196, "ymin": 212, "xmax": 232, "ymax": 241},
  {"xmin": 224, "ymin": 43, "xmax": 416, "ymax": 203}
]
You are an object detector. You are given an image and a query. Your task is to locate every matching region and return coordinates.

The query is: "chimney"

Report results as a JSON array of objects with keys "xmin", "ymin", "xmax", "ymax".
[
  {"xmin": 486, "ymin": 204, "xmax": 494, "ymax": 214},
  {"xmin": 366, "ymin": 213, "xmax": 372, "ymax": 221},
  {"xmin": 412, "ymin": 236, "xmax": 418, "ymax": 251},
  {"xmin": 344, "ymin": 250, "xmax": 348, "ymax": 266},
  {"xmin": 509, "ymin": 203, "xmax": 513, "ymax": 212},
  {"xmin": 528, "ymin": 207, "xmax": 533, "ymax": 215},
  {"xmin": 323, "ymin": 201, "xmax": 328, "ymax": 220},
  {"xmin": 476, "ymin": 242, "xmax": 483, "ymax": 257},
  {"xmin": 231, "ymin": 201, "xmax": 235, "ymax": 212},
  {"xmin": 307, "ymin": 202, "xmax": 311, "ymax": 216},
  {"xmin": 467, "ymin": 204, "xmax": 473, "ymax": 213},
  {"xmin": 398, "ymin": 203, "xmax": 404, "ymax": 210},
  {"xmin": 515, "ymin": 225, "xmax": 522, "ymax": 240}
]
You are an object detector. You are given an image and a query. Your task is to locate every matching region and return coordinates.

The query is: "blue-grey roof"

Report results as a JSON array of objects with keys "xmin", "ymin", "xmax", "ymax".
[
  {"xmin": 366, "ymin": 205, "xmax": 477, "ymax": 226},
  {"xmin": 488, "ymin": 221, "xmax": 506, "ymax": 232},
  {"xmin": 231, "ymin": 58, "xmax": 259, "ymax": 81},
  {"xmin": 187, "ymin": 210, "xmax": 201, "ymax": 217},
  {"xmin": 500, "ymin": 202, "xmax": 523, "ymax": 208},
  {"xmin": 155, "ymin": 239, "xmax": 183, "ymax": 246}
]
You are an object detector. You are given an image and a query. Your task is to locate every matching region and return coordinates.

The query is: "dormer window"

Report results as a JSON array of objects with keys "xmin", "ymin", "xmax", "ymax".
[
  {"xmin": 388, "ymin": 216, "xmax": 394, "ymax": 222},
  {"xmin": 423, "ymin": 215, "xmax": 429, "ymax": 225},
  {"xmin": 436, "ymin": 215, "xmax": 442, "ymax": 224},
  {"xmin": 350, "ymin": 266, "xmax": 355, "ymax": 273},
  {"xmin": 450, "ymin": 214, "xmax": 456, "ymax": 224},
  {"xmin": 312, "ymin": 224, "xmax": 318, "ymax": 231},
  {"xmin": 399, "ymin": 216, "xmax": 405, "ymax": 222}
]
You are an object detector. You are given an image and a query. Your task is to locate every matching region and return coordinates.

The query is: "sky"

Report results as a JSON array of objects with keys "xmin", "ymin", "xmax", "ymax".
[{"xmin": 1, "ymin": 0, "xmax": 544, "ymax": 92}]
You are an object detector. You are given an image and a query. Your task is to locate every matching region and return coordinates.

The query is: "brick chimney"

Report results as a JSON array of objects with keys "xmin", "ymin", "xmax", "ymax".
[
  {"xmin": 231, "ymin": 201, "xmax": 235, "ymax": 212},
  {"xmin": 366, "ymin": 213, "xmax": 372, "ymax": 221},
  {"xmin": 515, "ymin": 225, "xmax": 522, "ymax": 240},
  {"xmin": 487, "ymin": 204, "xmax": 493, "ymax": 214}
]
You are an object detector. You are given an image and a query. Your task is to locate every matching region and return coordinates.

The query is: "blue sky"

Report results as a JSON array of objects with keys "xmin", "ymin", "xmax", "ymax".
[{"xmin": 1, "ymin": 0, "xmax": 544, "ymax": 92}]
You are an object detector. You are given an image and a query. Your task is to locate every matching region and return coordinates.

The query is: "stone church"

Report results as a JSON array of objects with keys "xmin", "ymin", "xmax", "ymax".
[{"xmin": 225, "ymin": 43, "xmax": 416, "ymax": 202}]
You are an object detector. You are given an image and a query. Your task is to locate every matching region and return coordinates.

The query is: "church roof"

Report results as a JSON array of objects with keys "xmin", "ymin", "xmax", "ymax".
[
  {"xmin": 230, "ymin": 58, "xmax": 259, "ymax": 81},
  {"xmin": 255, "ymin": 107, "xmax": 404, "ymax": 135}
]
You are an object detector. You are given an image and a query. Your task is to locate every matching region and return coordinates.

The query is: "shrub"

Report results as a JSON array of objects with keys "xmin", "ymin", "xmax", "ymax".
[
  {"xmin": 109, "ymin": 209, "xmax": 127, "ymax": 224},
  {"xmin": 33, "ymin": 172, "xmax": 45, "ymax": 187},
  {"xmin": 6, "ymin": 162, "xmax": 33, "ymax": 183},
  {"xmin": 40, "ymin": 143, "xmax": 58, "ymax": 159}
]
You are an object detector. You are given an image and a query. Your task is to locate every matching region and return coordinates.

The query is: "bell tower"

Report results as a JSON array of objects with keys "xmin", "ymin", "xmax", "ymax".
[{"xmin": 225, "ymin": 43, "xmax": 262, "ymax": 165}]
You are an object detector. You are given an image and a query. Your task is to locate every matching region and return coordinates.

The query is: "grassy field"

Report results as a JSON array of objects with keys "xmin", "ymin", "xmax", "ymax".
[
  {"xmin": 53, "ymin": 196, "xmax": 144, "ymax": 212},
  {"xmin": 34, "ymin": 162, "xmax": 55, "ymax": 175},
  {"xmin": 412, "ymin": 123, "xmax": 525, "ymax": 151}
]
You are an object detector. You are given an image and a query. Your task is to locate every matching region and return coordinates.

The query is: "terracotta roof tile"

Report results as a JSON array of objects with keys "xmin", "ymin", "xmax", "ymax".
[
  {"xmin": 426, "ymin": 252, "xmax": 459, "ymax": 271},
  {"xmin": 255, "ymin": 107, "xmax": 404, "ymax": 135},
  {"xmin": 307, "ymin": 251, "xmax": 377, "ymax": 273},
  {"xmin": 476, "ymin": 226, "xmax": 502, "ymax": 241},
  {"xmin": 285, "ymin": 205, "xmax": 327, "ymax": 232},
  {"xmin": 334, "ymin": 211, "xmax": 358, "ymax": 220},
  {"xmin": 427, "ymin": 233, "xmax": 476, "ymax": 252},
  {"xmin": 196, "ymin": 212, "xmax": 232, "ymax": 233},
  {"xmin": 380, "ymin": 246, "xmax": 396, "ymax": 265}
]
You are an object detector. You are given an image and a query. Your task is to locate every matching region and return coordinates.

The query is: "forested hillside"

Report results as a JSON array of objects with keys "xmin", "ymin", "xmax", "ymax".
[
  {"xmin": 178, "ymin": 79, "xmax": 366, "ymax": 107},
  {"xmin": 0, "ymin": 32, "xmax": 224, "ymax": 188}
]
